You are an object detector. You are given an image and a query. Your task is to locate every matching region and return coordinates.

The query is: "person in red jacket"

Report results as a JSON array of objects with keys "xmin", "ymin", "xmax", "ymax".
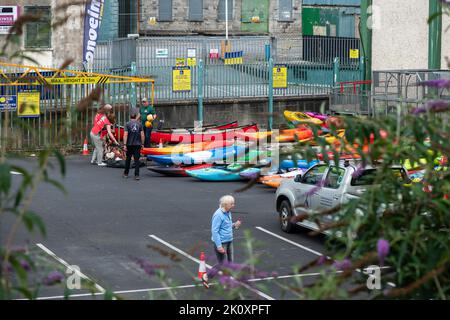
[{"xmin": 90, "ymin": 104, "xmax": 119, "ymax": 166}]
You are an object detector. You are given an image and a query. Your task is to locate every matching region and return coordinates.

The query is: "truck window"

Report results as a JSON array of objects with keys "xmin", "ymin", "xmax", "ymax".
[
  {"xmin": 324, "ymin": 166, "xmax": 346, "ymax": 189},
  {"xmin": 351, "ymin": 168, "xmax": 406, "ymax": 186},
  {"xmin": 301, "ymin": 165, "xmax": 328, "ymax": 185}
]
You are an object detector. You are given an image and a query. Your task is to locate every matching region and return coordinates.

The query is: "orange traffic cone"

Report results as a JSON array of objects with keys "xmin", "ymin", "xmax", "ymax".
[
  {"xmin": 198, "ymin": 252, "xmax": 209, "ymax": 288},
  {"xmin": 82, "ymin": 138, "xmax": 89, "ymax": 156}
]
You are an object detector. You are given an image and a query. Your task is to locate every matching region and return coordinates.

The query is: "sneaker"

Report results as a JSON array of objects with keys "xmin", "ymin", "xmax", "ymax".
[
  {"xmin": 134, "ymin": 176, "xmax": 140, "ymax": 180},
  {"xmin": 122, "ymin": 174, "xmax": 128, "ymax": 179},
  {"xmin": 90, "ymin": 160, "xmax": 97, "ymax": 165},
  {"xmin": 97, "ymin": 162, "xmax": 107, "ymax": 167}
]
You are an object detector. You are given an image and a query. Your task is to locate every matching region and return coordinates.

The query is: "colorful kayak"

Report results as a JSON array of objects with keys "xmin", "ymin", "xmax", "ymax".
[
  {"xmin": 259, "ymin": 169, "xmax": 306, "ymax": 188},
  {"xmin": 305, "ymin": 112, "xmax": 328, "ymax": 122},
  {"xmin": 284, "ymin": 110, "xmax": 323, "ymax": 126},
  {"xmin": 276, "ymin": 127, "xmax": 313, "ymax": 142},
  {"xmin": 151, "ymin": 124, "xmax": 259, "ymax": 144},
  {"xmin": 141, "ymin": 140, "xmax": 235, "ymax": 156},
  {"xmin": 280, "ymin": 159, "xmax": 319, "ymax": 170},
  {"xmin": 147, "ymin": 145, "xmax": 247, "ymax": 165},
  {"xmin": 147, "ymin": 163, "xmax": 213, "ymax": 177},
  {"xmin": 164, "ymin": 121, "xmax": 238, "ymax": 131},
  {"xmin": 186, "ymin": 167, "xmax": 260, "ymax": 182}
]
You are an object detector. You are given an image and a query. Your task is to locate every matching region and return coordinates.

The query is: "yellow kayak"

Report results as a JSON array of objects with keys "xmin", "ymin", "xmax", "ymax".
[{"xmin": 284, "ymin": 110, "xmax": 323, "ymax": 126}]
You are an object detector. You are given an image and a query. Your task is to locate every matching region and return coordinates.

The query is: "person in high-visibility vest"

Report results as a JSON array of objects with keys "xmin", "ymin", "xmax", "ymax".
[{"xmin": 139, "ymin": 97, "xmax": 156, "ymax": 148}]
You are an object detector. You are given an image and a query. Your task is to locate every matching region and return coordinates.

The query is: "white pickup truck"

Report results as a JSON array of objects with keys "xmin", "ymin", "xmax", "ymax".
[{"xmin": 275, "ymin": 161, "xmax": 409, "ymax": 233}]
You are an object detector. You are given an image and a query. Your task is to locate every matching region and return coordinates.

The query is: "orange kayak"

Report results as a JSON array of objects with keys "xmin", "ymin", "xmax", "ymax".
[
  {"xmin": 276, "ymin": 127, "xmax": 313, "ymax": 142},
  {"xmin": 141, "ymin": 140, "xmax": 235, "ymax": 156}
]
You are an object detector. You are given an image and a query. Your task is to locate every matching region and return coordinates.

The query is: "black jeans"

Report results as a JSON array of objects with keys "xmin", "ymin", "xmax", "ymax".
[
  {"xmin": 124, "ymin": 145, "xmax": 141, "ymax": 176},
  {"xmin": 144, "ymin": 127, "xmax": 152, "ymax": 148},
  {"xmin": 214, "ymin": 241, "xmax": 233, "ymax": 264}
]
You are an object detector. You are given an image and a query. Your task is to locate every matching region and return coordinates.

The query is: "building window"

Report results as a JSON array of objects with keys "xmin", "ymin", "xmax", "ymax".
[
  {"xmin": 218, "ymin": 0, "xmax": 233, "ymax": 21},
  {"xmin": 25, "ymin": 6, "xmax": 51, "ymax": 48},
  {"xmin": 159, "ymin": 0, "xmax": 173, "ymax": 21},
  {"xmin": 189, "ymin": 0, "xmax": 203, "ymax": 21},
  {"xmin": 279, "ymin": 0, "xmax": 293, "ymax": 21},
  {"xmin": 119, "ymin": 0, "xmax": 137, "ymax": 37}
]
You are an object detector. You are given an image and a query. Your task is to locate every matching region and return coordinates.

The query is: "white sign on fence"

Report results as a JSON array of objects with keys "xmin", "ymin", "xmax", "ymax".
[{"xmin": 156, "ymin": 48, "xmax": 169, "ymax": 58}]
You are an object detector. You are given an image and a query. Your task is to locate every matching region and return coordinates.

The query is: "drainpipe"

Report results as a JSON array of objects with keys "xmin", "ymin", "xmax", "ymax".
[
  {"xmin": 360, "ymin": 0, "xmax": 372, "ymax": 82},
  {"xmin": 428, "ymin": 0, "xmax": 442, "ymax": 70}
]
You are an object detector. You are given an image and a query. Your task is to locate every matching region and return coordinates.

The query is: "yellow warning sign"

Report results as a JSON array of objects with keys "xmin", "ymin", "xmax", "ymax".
[
  {"xmin": 273, "ymin": 65, "xmax": 287, "ymax": 89},
  {"xmin": 44, "ymin": 76, "xmax": 110, "ymax": 85},
  {"xmin": 187, "ymin": 57, "xmax": 197, "ymax": 67},
  {"xmin": 17, "ymin": 91, "xmax": 40, "ymax": 117},
  {"xmin": 176, "ymin": 58, "xmax": 186, "ymax": 66},
  {"xmin": 172, "ymin": 67, "xmax": 191, "ymax": 92},
  {"xmin": 350, "ymin": 49, "xmax": 359, "ymax": 59}
]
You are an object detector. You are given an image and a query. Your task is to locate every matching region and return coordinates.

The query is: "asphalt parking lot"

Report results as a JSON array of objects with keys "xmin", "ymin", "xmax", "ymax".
[{"xmin": 4, "ymin": 155, "xmax": 336, "ymax": 300}]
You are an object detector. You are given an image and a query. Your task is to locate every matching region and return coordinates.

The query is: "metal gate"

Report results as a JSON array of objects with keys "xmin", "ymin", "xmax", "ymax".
[{"xmin": 0, "ymin": 62, "xmax": 154, "ymax": 151}]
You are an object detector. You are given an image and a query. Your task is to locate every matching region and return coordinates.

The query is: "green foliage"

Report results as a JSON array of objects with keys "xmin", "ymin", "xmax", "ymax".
[{"xmin": 0, "ymin": 149, "xmax": 67, "ymax": 299}]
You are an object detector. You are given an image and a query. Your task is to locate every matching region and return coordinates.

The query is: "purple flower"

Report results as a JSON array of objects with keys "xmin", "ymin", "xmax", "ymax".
[
  {"xmin": 221, "ymin": 261, "xmax": 250, "ymax": 272},
  {"xmin": 352, "ymin": 165, "xmax": 365, "ymax": 179},
  {"xmin": 42, "ymin": 271, "xmax": 64, "ymax": 286},
  {"xmin": 317, "ymin": 255, "xmax": 327, "ymax": 266},
  {"xmin": 412, "ymin": 100, "xmax": 450, "ymax": 115},
  {"xmin": 332, "ymin": 259, "xmax": 352, "ymax": 271},
  {"xmin": 304, "ymin": 179, "xmax": 326, "ymax": 197},
  {"xmin": 418, "ymin": 79, "xmax": 450, "ymax": 88},
  {"xmin": 218, "ymin": 274, "xmax": 240, "ymax": 289},
  {"xmin": 20, "ymin": 260, "xmax": 31, "ymax": 271},
  {"xmin": 377, "ymin": 239, "xmax": 390, "ymax": 266},
  {"xmin": 207, "ymin": 265, "xmax": 221, "ymax": 279},
  {"xmin": 133, "ymin": 257, "xmax": 168, "ymax": 277}
]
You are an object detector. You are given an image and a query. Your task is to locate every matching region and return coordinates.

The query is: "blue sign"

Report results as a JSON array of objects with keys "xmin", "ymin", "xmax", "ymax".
[
  {"xmin": 83, "ymin": 0, "xmax": 105, "ymax": 65},
  {"xmin": 0, "ymin": 95, "xmax": 17, "ymax": 110}
]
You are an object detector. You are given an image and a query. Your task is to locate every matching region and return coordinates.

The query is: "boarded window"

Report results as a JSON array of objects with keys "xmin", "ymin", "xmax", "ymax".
[
  {"xmin": 218, "ymin": 0, "xmax": 233, "ymax": 21},
  {"xmin": 25, "ymin": 6, "xmax": 51, "ymax": 48},
  {"xmin": 189, "ymin": 0, "xmax": 203, "ymax": 21},
  {"xmin": 279, "ymin": 0, "xmax": 293, "ymax": 21},
  {"xmin": 159, "ymin": 0, "xmax": 172, "ymax": 21}
]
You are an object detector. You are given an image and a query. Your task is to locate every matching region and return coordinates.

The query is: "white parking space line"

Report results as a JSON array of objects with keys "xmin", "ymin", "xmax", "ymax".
[
  {"xmin": 29, "ymin": 271, "xmax": 335, "ymax": 300},
  {"xmin": 255, "ymin": 227, "xmax": 325, "ymax": 257},
  {"xmin": 255, "ymin": 228, "xmax": 397, "ymax": 287},
  {"xmin": 36, "ymin": 243, "xmax": 106, "ymax": 294},
  {"xmin": 149, "ymin": 234, "xmax": 275, "ymax": 300}
]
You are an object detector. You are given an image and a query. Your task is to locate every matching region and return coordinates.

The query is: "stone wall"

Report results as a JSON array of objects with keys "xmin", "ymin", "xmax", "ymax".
[
  {"xmin": 140, "ymin": 0, "xmax": 302, "ymax": 36},
  {"xmin": 151, "ymin": 96, "xmax": 329, "ymax": 129}
]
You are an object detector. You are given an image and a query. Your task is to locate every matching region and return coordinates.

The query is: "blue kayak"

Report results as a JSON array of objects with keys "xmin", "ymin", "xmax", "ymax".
[
  {"xmin": 280, "ymin": 159, "xmax": 319, "ymax": 170},
  {"xmin": 186, "ymin": 167, "xmax": 261, "ymax": 181},
  {"xmin": 147, "ymin": 145, "xmax": 246, "ymax": 166}
]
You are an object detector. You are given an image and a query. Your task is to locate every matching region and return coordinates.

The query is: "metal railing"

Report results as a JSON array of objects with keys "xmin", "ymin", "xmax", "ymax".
[
  {"xmin": 372, "ymin": 70, "xmax": 450, "ymax": 116},
  {"xmin": 92, "ymin": 35, "xmax": 362, "ymax": 102}
]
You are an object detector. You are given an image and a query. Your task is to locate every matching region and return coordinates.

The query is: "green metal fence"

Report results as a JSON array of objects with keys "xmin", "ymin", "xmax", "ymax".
[{"xmin": 0, "ymin": 63, "xmax": 153, "ymax": 151}]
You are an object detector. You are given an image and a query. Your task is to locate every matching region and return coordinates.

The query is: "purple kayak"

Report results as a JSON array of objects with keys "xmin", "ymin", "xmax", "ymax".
[{"xmin": 305, "ymin": 112, "xmax": 328, "ymax": 121}]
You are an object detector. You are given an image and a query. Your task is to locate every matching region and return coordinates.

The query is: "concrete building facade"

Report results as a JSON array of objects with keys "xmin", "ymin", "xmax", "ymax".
[
  {"xmin": 0, "ymin": 0, "xmax": 84, "ymax": 68},
  {"xmin": 371, "ymin": 0, "xmax": 449, "ymax": 71}
]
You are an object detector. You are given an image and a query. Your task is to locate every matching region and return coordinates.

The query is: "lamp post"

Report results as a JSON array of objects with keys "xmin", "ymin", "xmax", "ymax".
[{"xmin": 225, "ymin": 0, "xmax": 229, "ymax": 43}]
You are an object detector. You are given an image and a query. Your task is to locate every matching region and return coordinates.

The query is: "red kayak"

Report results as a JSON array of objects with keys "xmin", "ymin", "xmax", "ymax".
[
  {"xmin": 147, "ymin": 163, "xmax": 212, "ymax": 177},
  {"xmin": 151, "ymin": 123, "xmax": 259, "ymax": 144},
  {"xmin": 115, "ymin": 121, "xmax": 238, "ymax": 143}
]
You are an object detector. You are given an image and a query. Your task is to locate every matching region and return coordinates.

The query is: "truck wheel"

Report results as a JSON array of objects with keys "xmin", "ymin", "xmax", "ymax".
[{"xmin": 279, "ymin": 200, "xmax": 296, "ymax": 233}]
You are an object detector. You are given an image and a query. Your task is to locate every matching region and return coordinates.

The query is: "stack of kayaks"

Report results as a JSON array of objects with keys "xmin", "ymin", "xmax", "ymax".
[{"xmin": 151, "ymin": 123, "xmax": 259, "ymax": 144}]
